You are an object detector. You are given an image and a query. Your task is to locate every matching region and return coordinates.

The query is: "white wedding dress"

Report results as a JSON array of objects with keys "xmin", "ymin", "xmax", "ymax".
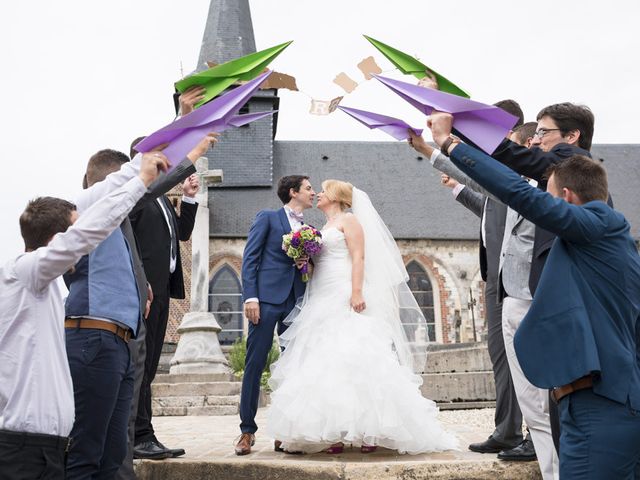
[{"xmin": 266, "ymin": 226, "xmax": 458, "ymax": 454}]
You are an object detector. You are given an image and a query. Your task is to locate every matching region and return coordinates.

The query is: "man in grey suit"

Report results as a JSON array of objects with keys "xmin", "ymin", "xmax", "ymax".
[
  {"xmin": 409, "ymin": 117, "xmax": 538, "ymax": 461},
  {"xmin": 446, "ymin": 123, "xmax": 538, "ymax": 461}
]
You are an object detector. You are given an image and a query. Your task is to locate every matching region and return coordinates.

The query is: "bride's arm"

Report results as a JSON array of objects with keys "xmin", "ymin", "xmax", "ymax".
[{"xmin": 343, "ymin": 214, "xmax": 366, "ymax": 313}]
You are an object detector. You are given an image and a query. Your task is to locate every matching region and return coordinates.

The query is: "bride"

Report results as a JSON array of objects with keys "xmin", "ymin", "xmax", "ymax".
[{"xmin": 266, "ymin": 180, "xmax": 458, "ymax": 454}]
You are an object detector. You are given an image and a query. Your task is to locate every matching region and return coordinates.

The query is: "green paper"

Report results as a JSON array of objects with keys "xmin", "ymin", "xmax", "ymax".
[
  {"xmin": 363, "ymin": 35, "xmax": 469, "ymax": 98},
  {"xmin": 175, "ymin": 40, "xmax": 293, "ymax": 108}
]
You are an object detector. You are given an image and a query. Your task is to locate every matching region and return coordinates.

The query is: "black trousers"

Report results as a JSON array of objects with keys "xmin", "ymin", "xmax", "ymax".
[
  {"xmin": 0, "ymin": 429, "xmax": 70, "ymax": 480},
  {"xmin": 135, "ymin": 287, "xmax": 170, "ymax": 444},
  {"xmin": 115, "ymin": 319, "xmax": 147, "ymax": 480}
]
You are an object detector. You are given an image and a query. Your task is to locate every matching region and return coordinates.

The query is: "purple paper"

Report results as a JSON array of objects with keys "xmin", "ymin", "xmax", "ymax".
[
  {"xmin": 373, "ymin": 75, "xmax": 518, "ymax": 154},
  {"xmin": 135, "ymin": 71, "xmax": 274, "ymax": 168},
  {"xmin": 337, "ymin": 105, "xmax": 423, "ymax": 141}
]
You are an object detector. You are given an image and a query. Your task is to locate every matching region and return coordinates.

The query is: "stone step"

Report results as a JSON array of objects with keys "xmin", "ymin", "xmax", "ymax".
[
  {"xmin": 154, "ymin": 373, "xmax": 237, "ymax": 384},
  {"xmin": 437, "ymin": 401, "xmax": 496, "ymax": 410},
  {"xmin": 135, "ymin": 456, "xmax": 542, "ymax": 479},
  {"xmin": 424, "ymin": 342, "xmax": 492, "ymax": 373},
  {"xmin": 153, "ymin": 394, "xmax": 240, "ymax": 408},
  {"xmin": 421, "ymin": 371, "xmax": 496, "ymax": 403},
  {"xmin": 153, "ymin": 405, "xmax": 238, "ymax": 417},
  {"xmin": 152, "ymin": 381, "xmax": 241, "ymax": 397}
]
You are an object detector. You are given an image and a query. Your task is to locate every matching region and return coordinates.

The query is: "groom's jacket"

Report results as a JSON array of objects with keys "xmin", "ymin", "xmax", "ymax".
[
  {"xmin": 241, "ymin": 208, "xmax": 306, "ymax": 305},
  {"xmin": 449, "ymin": 143, "xmax": 640, "ymax": 409}
]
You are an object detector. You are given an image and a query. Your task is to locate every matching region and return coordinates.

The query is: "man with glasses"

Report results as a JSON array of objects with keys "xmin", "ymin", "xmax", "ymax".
[{"xmin": 462, "ymin": 103, "xmax": 595, "ymax": 469}]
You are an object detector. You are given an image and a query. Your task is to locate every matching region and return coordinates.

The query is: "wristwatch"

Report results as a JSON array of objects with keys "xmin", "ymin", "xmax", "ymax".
[{"xmin": 440, "ymin": 135, "xmax": 458, "ymax": 157}]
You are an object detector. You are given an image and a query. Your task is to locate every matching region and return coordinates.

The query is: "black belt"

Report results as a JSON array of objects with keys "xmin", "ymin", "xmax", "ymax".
[{"xmin": 0, "ymin": 429, "xmax": 71, "ymax": 452}]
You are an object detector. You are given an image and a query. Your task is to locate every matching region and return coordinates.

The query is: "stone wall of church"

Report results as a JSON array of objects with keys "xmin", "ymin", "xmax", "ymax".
[{"xmin": 166, "ymin": 237, "xmax": 485, "ymax": 345}]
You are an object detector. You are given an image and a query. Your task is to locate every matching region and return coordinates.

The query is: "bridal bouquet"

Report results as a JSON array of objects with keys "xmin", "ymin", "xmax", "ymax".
[{"xmin": 282, "ymin": 226, "xmax": 323, "ymax": 282}]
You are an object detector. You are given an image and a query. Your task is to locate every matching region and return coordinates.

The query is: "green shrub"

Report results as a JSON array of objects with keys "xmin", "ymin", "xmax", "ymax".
[{"xmin": 228, "ymin": 337, "xmax": 280, "ymax": 392}]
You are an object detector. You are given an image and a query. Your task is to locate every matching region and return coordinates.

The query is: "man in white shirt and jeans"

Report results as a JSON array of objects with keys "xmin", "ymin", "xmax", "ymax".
[{"xmin": 0, "ymin": 152, "xmax": 168, "ymax": 479}]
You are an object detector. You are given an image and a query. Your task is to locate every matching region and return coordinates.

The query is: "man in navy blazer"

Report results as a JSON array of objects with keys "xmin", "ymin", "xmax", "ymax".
[
  {"xmin": 429, "ymin": 111, "xmax": 640, "ymax": 478},
  {"xmin": 235, "ymin": 175, "xmax": 315, "ymax": 455}
]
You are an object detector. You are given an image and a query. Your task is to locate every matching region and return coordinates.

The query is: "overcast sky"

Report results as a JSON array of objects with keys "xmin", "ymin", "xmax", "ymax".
[{"xmin": 1, "ymin": 0, "xmax": 639, "ymax": 256}]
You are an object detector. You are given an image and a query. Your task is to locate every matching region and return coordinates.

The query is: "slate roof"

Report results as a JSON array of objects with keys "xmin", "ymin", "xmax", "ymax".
[
  {"xmin": 207, "ymin": 142, "xmax": 640, "ymax": 241},
  {"xmin": 194, "ymin": 0, "xmax": 256, "ymax": 73}
]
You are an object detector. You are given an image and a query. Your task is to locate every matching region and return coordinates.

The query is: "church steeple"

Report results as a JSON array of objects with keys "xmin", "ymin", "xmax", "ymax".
[
  {"xmin": 196, "ymin": 0, "xmax": 256, "ymax": 72},
  {"xmin": 196, "ymin": 0, "xmax": 279, "ymax": 188}
]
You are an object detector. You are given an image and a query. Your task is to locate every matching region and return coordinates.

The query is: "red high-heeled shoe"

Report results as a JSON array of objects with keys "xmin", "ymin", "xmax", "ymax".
[
  {"xmin": 325, "ymin": 442, "xmax": 344, "ymax": 454},
  {"xmin": 360, "ymin": 444, "xmax": 377, "ymax": 453}
]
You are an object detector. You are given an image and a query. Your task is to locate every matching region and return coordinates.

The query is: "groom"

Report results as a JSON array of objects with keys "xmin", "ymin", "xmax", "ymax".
[{"xmin": 235, "ymin": 175, "xmax": 315, "ymax": 455}]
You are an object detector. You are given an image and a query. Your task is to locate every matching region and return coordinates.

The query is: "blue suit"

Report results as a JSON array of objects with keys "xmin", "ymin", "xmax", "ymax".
[
  {"xmin": 239, "ymin": 208, "xmax": 306, "ymax": 433},
  {"xmin": 449, "ymin": 143, "xmax": 640, "ymax": 478}
]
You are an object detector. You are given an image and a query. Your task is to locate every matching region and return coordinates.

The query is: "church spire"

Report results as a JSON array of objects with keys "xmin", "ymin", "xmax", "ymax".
[{"xmin": 196, "ymin": 0, "xmax": 256, "ymax": 72}]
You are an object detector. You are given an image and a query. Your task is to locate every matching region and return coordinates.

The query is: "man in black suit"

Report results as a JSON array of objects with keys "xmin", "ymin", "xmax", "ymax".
[{"xmin": 128, "ymin": 138, "xmax": 199, "ymax": 460}]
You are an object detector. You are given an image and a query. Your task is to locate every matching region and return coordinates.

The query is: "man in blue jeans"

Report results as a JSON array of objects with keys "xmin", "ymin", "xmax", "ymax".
[{"xmin": 63, "ymin": 133, "xmax": 217, "ymax": 478}]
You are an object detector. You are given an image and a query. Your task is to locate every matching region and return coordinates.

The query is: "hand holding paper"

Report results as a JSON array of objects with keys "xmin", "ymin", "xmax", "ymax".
[
  {"xmin": 175, "ymin": 41, "xmax": 292, "ymax": 108},
  {"xmin": 373, "ymin": 75, "xmax": 518, "ymax": 154},
  {"xmin": 364, "ymin": 35, "xmax": 469, "ymax": 98},
  {"xmin": 337, "ymin": 106, "xmax": 423, "ymax": 141},
  {"xmin": 135, "ymin": 71, "xmax": 276, "ymax": 168}
]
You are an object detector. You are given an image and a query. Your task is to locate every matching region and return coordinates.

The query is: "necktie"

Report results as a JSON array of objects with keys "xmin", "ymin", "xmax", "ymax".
[
  {"xmin": 288, "ymin": 210, "xmax": 304, "ymax": 223},
  {"xmin": 159, "ymin": 198, "xmax": 177, "ymax": 265}
]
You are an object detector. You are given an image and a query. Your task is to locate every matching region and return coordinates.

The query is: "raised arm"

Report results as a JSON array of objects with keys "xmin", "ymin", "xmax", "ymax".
[
  {"xmin": 15, "ymin": 155, "xmax": 168, "ymax": 292},
  {"xmin": 176, "ymin": 175, "xmax": 199, "ymax": 241},
  {"xmin": 448, "ymin": 143, "xmax": 608, "ymax": 244},
  {"xmin": 407, "ymin": 129, "xmax": 499, "ymax": 201},
  {"xmin": 428, "ymin": 112, "xmax": 609, "ymax": 244},
  {"xmin": 455, "ymin": 186, "xmax": 485, "ymax": 219}
]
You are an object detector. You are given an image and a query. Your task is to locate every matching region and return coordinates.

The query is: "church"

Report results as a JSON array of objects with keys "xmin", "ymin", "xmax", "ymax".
[{"xmin": 165, "ymin": 0, "xmax": 640, "ymax": 352}]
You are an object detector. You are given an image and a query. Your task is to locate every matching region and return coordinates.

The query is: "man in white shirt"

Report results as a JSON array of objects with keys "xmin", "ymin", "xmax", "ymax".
[{"xmin": 0, "ymin": 152, "xmax": 168, "ymax": 479}]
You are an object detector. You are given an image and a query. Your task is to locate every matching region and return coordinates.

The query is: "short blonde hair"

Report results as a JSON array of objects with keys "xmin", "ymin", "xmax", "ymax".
[{"xmin": 321, "ymin": 179, "xmax": 353, "ymax": 210}]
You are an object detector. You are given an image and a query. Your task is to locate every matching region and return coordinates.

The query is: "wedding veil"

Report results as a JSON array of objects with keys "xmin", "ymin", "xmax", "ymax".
[{"xmin": 351, "ymin": 187, "xmax": 430, "ymax": 373}]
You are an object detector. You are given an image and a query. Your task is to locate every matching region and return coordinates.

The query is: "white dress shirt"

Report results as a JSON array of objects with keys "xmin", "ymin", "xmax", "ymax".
[{"xmin": 0, "ymin": 176, "xmax": 146, "ymax": 436}]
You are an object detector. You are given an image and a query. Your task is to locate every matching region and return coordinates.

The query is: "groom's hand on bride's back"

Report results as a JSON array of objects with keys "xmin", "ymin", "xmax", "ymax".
[{"xmin": 244, "ymin": 301, "xmax": 260, "ymax": 325}]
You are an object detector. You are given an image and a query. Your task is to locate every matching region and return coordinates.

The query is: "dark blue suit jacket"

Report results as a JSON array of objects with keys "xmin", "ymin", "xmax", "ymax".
[
  {"xmin": 450, "ymin": 143, "xmax": 640, "ymax": 409},
  {"xmin": 241, "ymin": 208, "xmax": 306, "ymax": 305}
]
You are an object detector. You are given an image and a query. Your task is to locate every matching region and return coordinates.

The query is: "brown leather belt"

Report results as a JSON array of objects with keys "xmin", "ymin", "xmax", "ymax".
[
  {"xmin": 552, "ymin": 376, "xmax": 593, "ymax": 403},
  {"xmin": 64, "ymin": 318, "xmax": 132, "ymax": 343}
]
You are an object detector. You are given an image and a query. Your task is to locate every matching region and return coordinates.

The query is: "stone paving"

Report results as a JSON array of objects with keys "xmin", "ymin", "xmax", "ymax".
[{"xmin": 134, "ymin": 408, "xmax": 542, "ymax": 479}]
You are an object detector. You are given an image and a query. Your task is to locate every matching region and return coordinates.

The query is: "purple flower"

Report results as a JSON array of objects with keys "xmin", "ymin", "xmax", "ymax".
[
  {"xmin": 304, "ymin": 240, "xmax": 322, "ymax": 256},
  {"xmin": 291, "ymin": 236, "xmax": 301, "ymax": 248}
]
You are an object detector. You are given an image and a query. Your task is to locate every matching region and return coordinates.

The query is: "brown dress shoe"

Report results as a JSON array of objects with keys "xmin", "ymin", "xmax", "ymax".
[{"xmin": 235, "ymin": 433, "xmax": 255, "ymax": 455}]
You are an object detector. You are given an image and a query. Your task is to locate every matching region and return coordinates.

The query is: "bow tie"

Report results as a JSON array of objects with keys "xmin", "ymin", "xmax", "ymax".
[{"xmin": 288, "ymin": 210, "xmax": 304, "ymax": 223}]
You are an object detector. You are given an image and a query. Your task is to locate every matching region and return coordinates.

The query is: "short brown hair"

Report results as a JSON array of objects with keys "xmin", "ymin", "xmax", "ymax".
[
  {"xmin": 277, "ymin": 175, "xmax": 310, "ymax": 204},
  {"xmin": 546, "ymin": 155, "xmax": 608, "ymax": 203},
  {"xmin": 130, "ymin": 136, "xmax": 146, "ymax": 159},
  {"xmin": 537, "ymin": 103, "xmax": 594, "ymax": 151},
  {"xmin": 513, "ymin": 122, "xmax": 537, "ymax": 146},
  {"xmin": 20, "ymin": 197, "xmax": 76, "ymax": 250},
  {"xmin": 86, "ymin": 149, "xmax": 129, "ymax": 187},
  {"xmin": 494, "ymin": 99, "xmax": 524, "ymax": 128},
  {"xmin": 321, "ymin": 179, "xmax": 353, "ymax": 210}
]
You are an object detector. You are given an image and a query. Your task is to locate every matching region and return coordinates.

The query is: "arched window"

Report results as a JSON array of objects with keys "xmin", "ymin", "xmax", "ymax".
[
  {"xmin": 406, "ymin": 261, "xmax": 436, "ymax": 342},
  {"xmin": 208, "ymin": 265, "xmax": 243, "ymax": 345}
]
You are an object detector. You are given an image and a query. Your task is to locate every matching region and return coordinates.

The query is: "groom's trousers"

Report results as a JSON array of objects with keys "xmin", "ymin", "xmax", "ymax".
[{"xmin": 240, "ymin": 291, "xmax": 296, "ymax": 434}]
